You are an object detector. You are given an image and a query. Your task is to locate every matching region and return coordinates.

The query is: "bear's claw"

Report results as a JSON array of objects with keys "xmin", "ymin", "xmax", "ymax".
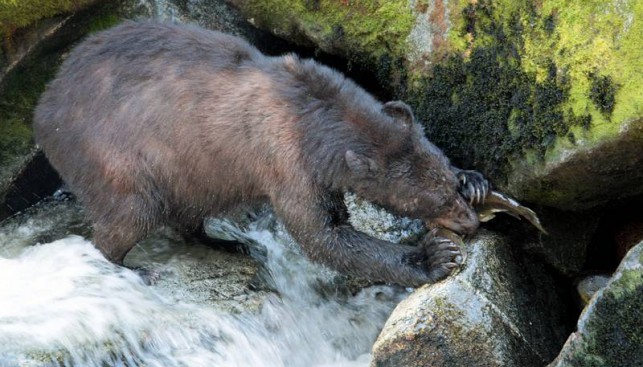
[
  {"xmin": 421, "ymin": 233, "xmax": 463, "ymax": 282},
  {"xmin": 457, "ymin": 170, "xmax": 490, "ymax": 206}
]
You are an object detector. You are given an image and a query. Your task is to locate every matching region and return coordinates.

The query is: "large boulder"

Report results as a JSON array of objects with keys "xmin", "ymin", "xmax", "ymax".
[
  {"xmin": 224, "ymin": 0, "xmax": 643, "ymax": 211},
  {"xmin": 371, "ymin": 230, "xmax": 572, "ymax": 367},
  {"xmin": 548, "ymin": 240, "xmax": 643, "ymax": 367}
]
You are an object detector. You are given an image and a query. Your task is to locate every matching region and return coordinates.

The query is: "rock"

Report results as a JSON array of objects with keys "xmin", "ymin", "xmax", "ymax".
[
  {"xmin": 549, "ymin": 240, "xmax": 643, "ymax": 367},
  {"xmin": 614, "ymin": 216, "xmax": 643, "ymax": 260},
  {"xmin": 344, "ymin": 193, "xmax": 425, "ymax": 244},
  {"xmin": 521, "ymin": 207, "xmax": 600, "ymax": 276},
  {"xmin": 124, "ymin": 228, "xmax": 267, "ymax": 313},
  {"xmin": 225, "ymin": 0, "xmax": 643, "ymax": 211},
  {"xmin": 0, "ymin": 151, "xmax": 62, "ymax": 221},
  {"xmin": 576, "ymin": 275, "xmax": 610, "ymax": 307},
  {"xmin": 0, "ymin": 0, "xmax": 98, "ymax": 41},
  {"xmin": 371, "ymin": 230, "xmax": 572, "ymax": 367}
]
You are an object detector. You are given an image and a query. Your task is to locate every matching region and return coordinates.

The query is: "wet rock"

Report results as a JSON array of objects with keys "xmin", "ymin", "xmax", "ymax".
[
  {"xmin": 549, "ymin": 240, "xmax": 643, "ymax": 367},
  {"xmin": 125, "ymin": 228, "xmax": 267, "ymax": 313},
  {"xmin": 372, "ymin": 230, "xmax": 572, "ymax": 367},
  {"xmin": 225, "ymin": 0, "xmax": 643, "ymax": 211},
  {"xmin": 0, "ymin": 151, "xmax": 62, "ymax": 221}
]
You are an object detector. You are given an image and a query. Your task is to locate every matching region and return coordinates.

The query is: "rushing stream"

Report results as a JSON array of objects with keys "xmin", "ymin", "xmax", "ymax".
[{"xmin": 0, "ymin": 200, "xmax": 408, "ymax": 366}]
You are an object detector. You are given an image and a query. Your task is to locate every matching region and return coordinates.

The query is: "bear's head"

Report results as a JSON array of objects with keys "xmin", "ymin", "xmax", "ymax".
[{"xmin": 345, "ymin": 101, "xmax": 479, "ymax": 236}]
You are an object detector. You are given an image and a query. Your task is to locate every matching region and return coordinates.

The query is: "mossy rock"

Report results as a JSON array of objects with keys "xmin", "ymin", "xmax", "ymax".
[
  {"xmin": 0, "ymin": 0, "xmax": 99, "ymax": 38},
  {"xmin": 548, "ymin": 240, "xmax": 643, "ymax": 367},
  {"xmin": 228, "ymin": 0, "xmax": 643, "ymax": 210}
]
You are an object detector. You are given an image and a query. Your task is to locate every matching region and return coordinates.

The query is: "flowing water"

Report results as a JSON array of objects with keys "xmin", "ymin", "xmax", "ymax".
[{"xmin": 0, "ymin": 201, "xmax": 408, "ymax": 366}]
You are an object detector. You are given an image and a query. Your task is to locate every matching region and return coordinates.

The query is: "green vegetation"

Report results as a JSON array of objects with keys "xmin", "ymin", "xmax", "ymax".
[
  {"xmin": 0, "ymin": 0, "xmax": 97, "ymax": 38},
  {"xmin": 240, "ymin": 0, "xmax": 414, "ymax": 70},
  {"xmin": 0, "ymin": 42, "xmax": 58, "ymax": 177},
  {"xmin": 400, "ymin": 0, "xmax": 642, "ymax": 185}
]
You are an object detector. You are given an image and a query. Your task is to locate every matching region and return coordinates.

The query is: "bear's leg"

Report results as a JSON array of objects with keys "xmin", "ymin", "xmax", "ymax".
[
  {"xmin": 272, "ymin": 190, "xmax": 459, "ymax": 287},
  {"xmin": 90, "ymin": 194, "xmax": 158, "ymax": 264},
  {"xmin": 93, "ymin": 221, "xmax": 147, "ymax": 264}
]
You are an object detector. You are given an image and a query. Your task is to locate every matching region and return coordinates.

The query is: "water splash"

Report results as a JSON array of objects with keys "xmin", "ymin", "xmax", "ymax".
[{"xmin": 0, "ymin": 202, "xmax": 407, "ymax": 366}]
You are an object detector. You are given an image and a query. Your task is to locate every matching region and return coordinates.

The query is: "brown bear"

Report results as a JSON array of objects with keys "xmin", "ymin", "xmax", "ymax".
[{"xmin": 34, "ymin": 21, "xmax": 488, "ymax": 287}]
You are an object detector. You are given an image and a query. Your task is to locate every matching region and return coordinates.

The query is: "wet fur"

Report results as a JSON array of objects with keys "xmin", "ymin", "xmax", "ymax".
[{"xmin": 34, "ymin": 21, "xmax": 479, "ymax": 287}]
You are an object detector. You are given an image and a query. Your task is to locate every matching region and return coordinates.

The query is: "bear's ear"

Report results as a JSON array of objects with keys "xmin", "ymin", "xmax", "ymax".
[
  {"xmin": 382, "ymin": 101, "xmax": 414, "ymax": 128},
  {"xmin": 345, "ymin": 150, "xmax": 379, "ymax": 177}
]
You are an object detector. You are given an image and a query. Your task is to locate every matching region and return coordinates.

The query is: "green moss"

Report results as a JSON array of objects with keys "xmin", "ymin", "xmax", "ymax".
[
  {"xmin": 0, "ymin": 45, "xmax": 58, "ymax": 171},
  {"xmin": 402, "ymin": 0, "xmax": 640, "ymax": 187},
  {"xmin": 406, "ymin": 0, "xmax": 586, "ymax": 180},
  {"xmin": 0, "ymin": 0, "xmax": 97, "ymax": 37},
  {"xmin": 241, "ymin": 0, "xmax": 414, "ymax": 71},
  {"xmin": 521, "ymin": 0, "xmax": 641, "ymax": 141}
]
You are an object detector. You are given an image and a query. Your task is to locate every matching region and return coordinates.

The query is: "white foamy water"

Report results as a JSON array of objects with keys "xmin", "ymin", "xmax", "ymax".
[{"xmin": 0, "ymin": 202, "xmax": 406, "ymax": 367}]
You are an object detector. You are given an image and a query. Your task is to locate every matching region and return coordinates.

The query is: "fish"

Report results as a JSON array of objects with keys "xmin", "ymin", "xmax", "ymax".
[{"xmin": 474, "ymin": 190, "xmax": 548, "ymax": 235}]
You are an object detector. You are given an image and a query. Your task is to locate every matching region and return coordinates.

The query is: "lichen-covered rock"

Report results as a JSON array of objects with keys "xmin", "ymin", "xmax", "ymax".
[
  {"xmin": 548, "ymin": 240, "xmax": 643, "ymax": 367},
  {"xmin": 371, "ymin": 230, "xmax": 572, "ymax": 367},
  {"xmin": 225, "ymin": 0, "xmax": 643, "ymax": 211}
]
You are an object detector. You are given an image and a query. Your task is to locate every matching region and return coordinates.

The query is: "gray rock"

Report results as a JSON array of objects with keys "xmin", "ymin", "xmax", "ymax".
[
  {"xmin": 344, "ymin": 193, "xmax": 425, "ymax": 244},
  {"xmin": 548, "ymin": 240, "xmax": 643, "ymax": 367},
  {"xmin": 576, "ymin": 275, "xmax": 610, "ymax": 306},
  {"xmin": 372, "ymin": 230, "xmax": 571, "ymax": 367},
  {"xmin": 125, "ymin": 229, "xmax": 267, "ymax": 313}
]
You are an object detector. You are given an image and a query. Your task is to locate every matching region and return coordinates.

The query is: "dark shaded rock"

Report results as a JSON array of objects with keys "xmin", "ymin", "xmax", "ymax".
[
  {"xmin": 506, "ymin": 120, "xmax": 643, "ymax": 210},
  {"xmin": 521, "ymin": 207, "xmax": 600, "ymax": 276},
  {"xmin": 372, "ymin": 230, "xmax": 572, "ymax": 367},
  {"xmin": 549, "ymin": 240, "xmax": 643, "ymax": 367},
  {"xmin": 0, "ymin": 151, "xmax": 61, "ymax": 221}
]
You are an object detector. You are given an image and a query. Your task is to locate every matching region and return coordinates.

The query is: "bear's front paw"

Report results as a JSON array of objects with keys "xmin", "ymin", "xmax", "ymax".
[
  {"xmin": 457, "ymin": 170, "xmax": 490, "ymax": 205},
  {"xmin": 420, "ymin": 233, "xmax": 463, "ymax": 282}
]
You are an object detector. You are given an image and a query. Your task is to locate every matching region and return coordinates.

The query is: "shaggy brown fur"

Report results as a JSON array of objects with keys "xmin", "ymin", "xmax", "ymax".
[{"xmin": 34, "ymin": 21, "xmax": 485, "ymax": 287}]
